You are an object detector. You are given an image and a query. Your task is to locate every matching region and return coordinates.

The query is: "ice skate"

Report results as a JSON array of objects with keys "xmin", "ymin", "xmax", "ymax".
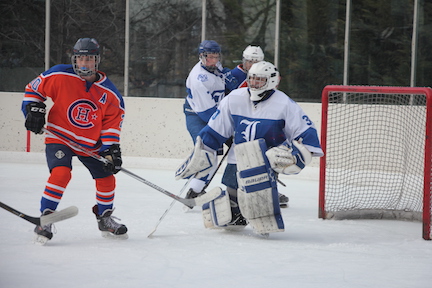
[
  {"xmin": 183, "ymin": 188, "xmax": 206, "ymax": 211},
  {"xmin": 34, "ymin": 209, "xmax": 55, "ymax": 245},
  {"xmin": 279, "ymin": 193, "xmax": 289, "ymax": 208},
  {"xmin": 92, "ymin": 205, "xmax": 128, "ymax": 239},
  {"xmin": 224, "ymin": 212, "xmax": 248, "ymax": 231}
]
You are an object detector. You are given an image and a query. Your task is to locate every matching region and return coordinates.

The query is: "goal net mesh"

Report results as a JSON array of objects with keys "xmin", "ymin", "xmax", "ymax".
[{"xmin": 319, "ymin": 86, "xmax": 432, "ymax": 240}]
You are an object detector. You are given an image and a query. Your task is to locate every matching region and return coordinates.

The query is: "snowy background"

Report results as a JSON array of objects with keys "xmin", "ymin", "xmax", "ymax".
[{"xmin": 0, "ymin": 151, "xmax": 430, "ymax": 288}]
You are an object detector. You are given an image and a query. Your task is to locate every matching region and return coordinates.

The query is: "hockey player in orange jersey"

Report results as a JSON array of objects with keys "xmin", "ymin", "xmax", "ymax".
[{"xmin": 22, "ymin": 38, "xmax": 128, "ymax": 244}]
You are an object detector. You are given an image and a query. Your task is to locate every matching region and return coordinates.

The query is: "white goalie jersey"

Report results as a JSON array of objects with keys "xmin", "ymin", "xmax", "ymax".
[{"xmin": 199, "ymin": 87, "xmax": 323, "ymax": 162}]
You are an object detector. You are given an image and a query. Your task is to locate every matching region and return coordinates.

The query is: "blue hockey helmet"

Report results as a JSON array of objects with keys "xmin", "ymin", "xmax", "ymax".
[
  {"xmin": 198, "ymin": 40, "xmax": 221, "ymax": 72},
  {"xmin": 71, "ymin": 38, "xmax": 101, "ymax": 77},
  {"xmin": 198, "ymin": 40, "xmax": 221, "ymax": 54}
]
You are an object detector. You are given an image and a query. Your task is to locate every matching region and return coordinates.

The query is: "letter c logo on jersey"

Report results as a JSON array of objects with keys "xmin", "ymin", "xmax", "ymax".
[{"xmin": 68, "ymin": 100, "xmax": 98, "ymax": 129}]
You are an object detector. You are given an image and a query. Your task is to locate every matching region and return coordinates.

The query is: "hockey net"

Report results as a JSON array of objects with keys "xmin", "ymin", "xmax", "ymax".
[{"xmin": 319, "ymin": 85, "xmax": 432, "ymax": 240}]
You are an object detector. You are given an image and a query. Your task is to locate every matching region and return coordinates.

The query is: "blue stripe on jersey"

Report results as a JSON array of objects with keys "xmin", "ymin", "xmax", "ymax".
[
  {"xmin": 197, "ymin": 106, "xmax": 217, "ymax": 123},
  {"xmin": 295, "ymin": 127, "xmax": 322, "ymax": 149},
  {"xmin": 199, "ymin": 125, "xmax": 228, "ymax": 151},
  {"xmin": 42, "ymin": 64, "xmax": 75, "ymax": 76}
]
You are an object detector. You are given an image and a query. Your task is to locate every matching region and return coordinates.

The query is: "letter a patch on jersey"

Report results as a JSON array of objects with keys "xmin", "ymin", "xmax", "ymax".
[{"xmin": 99, "ymin": 93, "xmax": 107, "ymax": 104}]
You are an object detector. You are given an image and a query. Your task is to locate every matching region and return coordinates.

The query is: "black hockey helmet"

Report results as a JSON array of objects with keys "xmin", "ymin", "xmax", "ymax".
[
  {"xmin": 71, "ymin": 38, "xmax": 100, "ymax": 77},
  {"xmin": 73, "ymin": 38, "xmax": 100, "ymax": 55}
]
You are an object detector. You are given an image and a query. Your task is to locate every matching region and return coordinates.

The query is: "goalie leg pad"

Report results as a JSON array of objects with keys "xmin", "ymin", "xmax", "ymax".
[
  {"xmin": 235, "ymin": 139, "xmax": 284, "ymax": 234},
  {"xmin": 202, "ymin": 187, "xmax": 232, "ymax": 228}
]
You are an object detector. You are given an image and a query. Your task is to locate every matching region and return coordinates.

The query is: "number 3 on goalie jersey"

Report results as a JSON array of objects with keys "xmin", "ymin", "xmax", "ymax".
[{"xmin": 302, "ymin": 115, "xmax": 312, "ymax": 125}]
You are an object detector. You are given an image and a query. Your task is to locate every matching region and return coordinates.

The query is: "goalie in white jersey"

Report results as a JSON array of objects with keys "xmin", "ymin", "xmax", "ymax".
[{"xmin": 176, "ymin": 61, "xmax": 323, "ymax": 236}]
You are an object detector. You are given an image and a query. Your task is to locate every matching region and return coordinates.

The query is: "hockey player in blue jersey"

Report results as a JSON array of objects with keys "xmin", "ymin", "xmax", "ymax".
[
  {"xmin": 176, "ymin": 61, "xmax": 323, "ymax": 236},
  {"xmin": 183, "ymin": 40, "xmax": 237, "ymax": 202}
]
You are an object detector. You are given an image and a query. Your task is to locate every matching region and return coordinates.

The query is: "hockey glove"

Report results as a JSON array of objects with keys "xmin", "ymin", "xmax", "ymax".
[
  {"xmin": 25, "ymin": 102, "xmax": 46, "ymax": 134},
  {"xmin": 100, "ymin": 144, "xmax": 122, "ymax": 174},
  {"xmin": 265, "ymin": 140, "xmax": 312, "ymax": 175},
  {"xmin": 175, "ymin": 136, "xmax": 216, "ymax": 180},
  {"xmin": 221, "ymin": 68, "xmax": 238, "ymax": 93}
]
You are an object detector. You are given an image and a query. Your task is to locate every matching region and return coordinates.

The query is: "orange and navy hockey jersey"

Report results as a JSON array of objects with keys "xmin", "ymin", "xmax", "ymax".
[{"xmin": 22, "ymin": 64, "xmax": 125, "ymax": 156}]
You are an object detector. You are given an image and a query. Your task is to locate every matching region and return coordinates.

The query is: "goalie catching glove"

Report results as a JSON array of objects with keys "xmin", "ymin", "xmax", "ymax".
[
  {"xmin": 99, "ymin": 144, "xmax": 122, "ymax": 174},
  {"xmin": 265, "ymin": 140, "xmax": 312, "ymax": 175},
  {"xmin": 175, "ymin": 136, "xmax": 216, "ymax": 180}
]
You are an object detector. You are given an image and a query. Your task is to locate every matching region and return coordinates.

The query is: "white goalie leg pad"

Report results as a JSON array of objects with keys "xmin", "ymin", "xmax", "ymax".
[
  {"xmin": 175, "ymin": 136, "xmax": 217, "ymax": 180},
  {"xmin": 235, "ymin": 139, "xmax": 284, "ymax": 234},
  {"xmin": 201, "ymin": 187, "xmax": 232, "ymax": 228}
]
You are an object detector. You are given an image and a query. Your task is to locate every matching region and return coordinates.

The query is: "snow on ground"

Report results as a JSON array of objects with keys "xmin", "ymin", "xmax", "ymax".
[{"xmin": 0, "ymin": 152, "xmax": 430, "ymax": 288}]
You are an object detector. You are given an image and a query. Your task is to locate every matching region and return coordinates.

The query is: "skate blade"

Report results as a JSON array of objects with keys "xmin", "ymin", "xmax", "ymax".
[
  {"xmin": 34, "ymin": 234, "xmax": 50, "ymax": 245},
  {"xmin": 223, "ymin": 225, "xmax": 247, "ymax": 231},
  {"xmin": 101, "ymin": 231, "xmax": 129, "ymax": 240},
  {"xmin": 280, "ymin": 203, "xmax": 289, "ymax": 208}
]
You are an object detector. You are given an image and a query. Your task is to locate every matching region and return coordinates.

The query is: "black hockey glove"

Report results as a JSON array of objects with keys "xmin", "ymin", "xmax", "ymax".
[
  {"xmin": 25, "ymin": 102, "xmax": 46, "ymax": 134},
  {"xmin": 100, "ymin": 144, "xmax": 122, "ymax": 174}
]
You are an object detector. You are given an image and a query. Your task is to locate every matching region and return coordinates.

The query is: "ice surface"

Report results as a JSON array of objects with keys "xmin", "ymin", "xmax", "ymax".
[{"xmin": 0, "ymin": 152, "xmax": 430, "ymax": 288}]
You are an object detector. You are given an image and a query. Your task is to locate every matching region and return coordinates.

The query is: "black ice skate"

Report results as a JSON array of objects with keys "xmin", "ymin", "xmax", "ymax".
[
  {"xmin": 34, "ymin": 209, "xmax": 54, "ymax": 245},
  {"xmin": 92, "ymin": 205, "xmax": 128, "ymax": 239},
  {"xmin": 279, "ymin": 193, "xmax": 289, "ymax": 208},
  {"xmin": 224, "ymin": 212, "xmax": 248, "ymax": 231},
  {"xmin": 183, "ymin": 188, "xmax": 206, "ymax": 210}
]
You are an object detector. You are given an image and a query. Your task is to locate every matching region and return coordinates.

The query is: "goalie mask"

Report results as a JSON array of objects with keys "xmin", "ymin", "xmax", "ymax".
[
  {"xmin": 198, "ymin": 40, "xmax": 221, "ymax": 72},
  {"xmin": 247, "ymin": 61, "xmax": 280, "ymax": 101},
  {"xmin": 71, "ymin": 38, "xmax": 101, "ymax": 77},
  {"xmin": 242, "ymin": 45, "xmax": 264, "ymax": 72}
]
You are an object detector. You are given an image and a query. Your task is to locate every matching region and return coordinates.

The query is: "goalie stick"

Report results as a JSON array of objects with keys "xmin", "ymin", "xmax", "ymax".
[
  {"xmin": 0, "ymin": 201, "xmax": 78, "ymax": 226},
  {"xmin": 42, "ymin": 128, "xmax": 222, "ymax": 207},
  {"xmin": 147, "ymin": 145, "xmax": 232, "ymax": 237}
]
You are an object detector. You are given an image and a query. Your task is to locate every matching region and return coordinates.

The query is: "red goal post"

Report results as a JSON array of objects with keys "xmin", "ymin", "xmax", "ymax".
[{"xmin": 319, "ymin": 85, "xmax": 432, "ymax": 240}]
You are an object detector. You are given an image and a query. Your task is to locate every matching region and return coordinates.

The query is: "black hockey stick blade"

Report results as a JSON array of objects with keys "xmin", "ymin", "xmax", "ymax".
[
  {"xmin": 0, "ymin": 201, "xmax": 78, "ymax": 226},
  {"xmin": 0, "ymin": 201, "xmax": 41, "ymax": 225}
]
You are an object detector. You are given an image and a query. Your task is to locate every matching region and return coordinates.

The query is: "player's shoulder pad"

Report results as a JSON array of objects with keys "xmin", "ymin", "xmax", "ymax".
[{"xmin": 42, "ymin": 64, "xmax": 74, "ymax": 76}]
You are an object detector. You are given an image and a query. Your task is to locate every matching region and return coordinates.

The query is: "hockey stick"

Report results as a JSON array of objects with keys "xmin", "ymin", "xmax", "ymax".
[
  {"xmin": 148, "ymin": 145, "xmax": 231, "ymax": 237},
  {"xmin": 147, "ymin": 177, "xmax": 192, "ymax": 238},
  {"xmin": 0, "ymin": 201, "xmax": 78, "ymax": 226},
  {"xmin": 42, "ymin": 128, "xmax": 222, "ymax": 207}
]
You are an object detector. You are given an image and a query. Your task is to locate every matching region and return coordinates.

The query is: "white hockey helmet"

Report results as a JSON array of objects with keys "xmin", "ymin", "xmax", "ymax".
[
  {"xmin": 242, "ymin": 45, "xmax": 264, "ymax": 72},
  {"xmin": 243, "ymin": 45, "xmax": 264, "ymax": 62},
  {"xmin": 247, "ymin": 61, "xmax": 280, "ymax": 101}
]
